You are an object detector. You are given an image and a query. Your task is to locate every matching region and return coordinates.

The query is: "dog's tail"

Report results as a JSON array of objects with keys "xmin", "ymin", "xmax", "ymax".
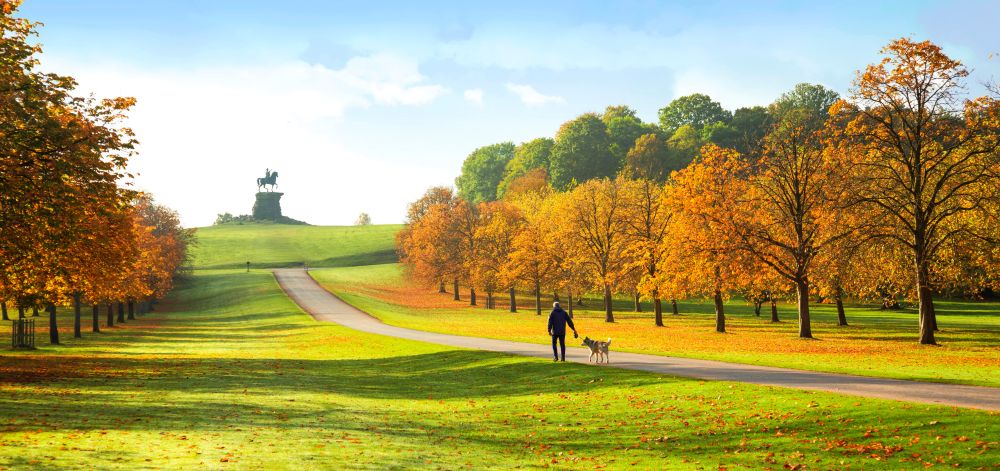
[{"xmin": 606, "ymin": 337, "xmax": 612, "ymax": 345}]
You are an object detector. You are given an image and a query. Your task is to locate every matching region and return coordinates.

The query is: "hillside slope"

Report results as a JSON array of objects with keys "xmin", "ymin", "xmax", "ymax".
[{"xmin": 190, "ymin": 224, "xmax": 401, "ymax": 269}]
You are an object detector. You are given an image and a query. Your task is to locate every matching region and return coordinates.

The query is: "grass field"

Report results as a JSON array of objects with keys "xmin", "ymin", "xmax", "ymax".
[
  {"xmin": 1, "ymin": 269, "xmax": 997, "ymax": 469},
  {"xmin": 189, "ymin": 224, "xmax": 402, "ymax": 269},
  {"xmin": 310, "ymin": 263, "xmax": 1000, "ymax": 387}
]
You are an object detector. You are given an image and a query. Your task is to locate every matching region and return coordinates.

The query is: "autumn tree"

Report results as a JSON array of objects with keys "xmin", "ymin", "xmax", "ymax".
[
  {"xmin": 841, "ymin": 38, "xmax": 1000, "ymax": 344},
  {"xmin": 472, "ymin": 201, "xmax": 523, "ymax": 310},
  {"xmin": 497, "ymin": 138, "xmax": 552, "ymax": 198},
  {"xmin": 620, "ymin": 177, "xmax": 672, "ymax": 326},
  {"xmin": 564, "ymin": 178, "xmax": 631, "ymax": 322},
  {"xmin": 662, "ymin": 145, "xmax": 748, "ymax": 333},
  {"xmin": 720, "ymin": 83, "xmax": 851, "ymax": 338}
]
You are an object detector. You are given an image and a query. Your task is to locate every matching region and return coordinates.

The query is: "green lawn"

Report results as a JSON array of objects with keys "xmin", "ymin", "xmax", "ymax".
[
  {"xmin": 1, "ymin": 269, "xmax": 996, "ymax": 469},
  {"xmin": 189, "ymin": 224, "xmax": 402, "ymax": 269},
  {"xmin": 310, "ymin": 263, "xmax": 1000, "ymax": 387}
]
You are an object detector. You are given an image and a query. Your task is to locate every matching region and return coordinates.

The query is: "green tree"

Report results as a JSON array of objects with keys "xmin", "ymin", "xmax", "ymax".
[
  {"xmin": 602, "ymin": 105, "xmax": 649, "ymax": 167},
  {"xmin": 771, "ymin": 83, "xmax": 839, "ymax": 120},
  {"xmin": 497, "ymin": 137, "xmax": 553, "ymax": 198},
  {"xmin": 549, "ymin": 113, "xmax": 616, "ymax": 190},
  {"xmin": 658, "ymin": 93, "xmax": 732, "ymax": 134},
  {"xmin": 455, "ymin": 142, "xmax": 515, "ymax": 203},
  {"xmin": 664, "ymin": 124, "xmax": 703, "ymax": 172},
  {"xmin": 730, "ymin": 106, "xmax": 773, "ymax": 158},
  {"xmin": 622, "ymin": 133, "xmax": 671, "ymax": 181}
]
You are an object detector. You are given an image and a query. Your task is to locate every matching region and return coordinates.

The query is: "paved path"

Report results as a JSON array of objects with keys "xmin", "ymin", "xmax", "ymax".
[{"xmin": 274, "ymin": 268, "xmax": 1000, "ymax": 411}]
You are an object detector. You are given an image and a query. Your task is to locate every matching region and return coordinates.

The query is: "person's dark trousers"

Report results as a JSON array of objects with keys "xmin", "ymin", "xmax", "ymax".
[{"xmin": 551, "ymin": 334, "xmax": 566, "ymax": 361}]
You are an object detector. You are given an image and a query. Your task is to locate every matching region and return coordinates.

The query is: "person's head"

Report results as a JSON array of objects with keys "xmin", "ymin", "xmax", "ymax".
[{"xmin": 553, "ymin": 302, "xmax": 561, "ymax": 309}]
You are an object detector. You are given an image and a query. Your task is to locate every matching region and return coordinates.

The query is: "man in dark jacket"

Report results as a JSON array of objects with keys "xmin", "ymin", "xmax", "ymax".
[{"xmin": 547, "ymin": 302, "xmax": 578, "ymax": 362}]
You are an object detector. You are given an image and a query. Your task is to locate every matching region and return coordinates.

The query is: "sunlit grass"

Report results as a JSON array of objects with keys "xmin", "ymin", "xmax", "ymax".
[
  {"xmin": 311, "ymin": 263, "xmax": 1000, "ymax": 387},
  {"xmin": 189, "ymin": 224, "xmax": 402, "ymax": 269},
  {"xmin": 1, "ymin": 269, "xmax": 996, "ymax": 469}
]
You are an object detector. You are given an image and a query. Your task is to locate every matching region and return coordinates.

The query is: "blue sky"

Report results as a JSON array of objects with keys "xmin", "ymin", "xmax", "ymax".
[{"xmin": 21, "ymin": 0, "xmax": 1000, "ymax": 226}]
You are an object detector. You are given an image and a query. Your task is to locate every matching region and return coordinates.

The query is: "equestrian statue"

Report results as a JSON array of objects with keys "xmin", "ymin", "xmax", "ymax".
[{"xmin": 257, "ymin": 168, "xmax": 279, "ymax": 192}]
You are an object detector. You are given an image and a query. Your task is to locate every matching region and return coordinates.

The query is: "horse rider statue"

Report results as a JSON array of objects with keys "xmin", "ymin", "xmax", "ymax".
[{"xmin": 257, "ymin": 168, "xmax": 279, "ymax": 192}]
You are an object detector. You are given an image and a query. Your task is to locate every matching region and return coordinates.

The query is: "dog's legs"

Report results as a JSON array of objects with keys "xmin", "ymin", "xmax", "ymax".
[{"xmin": 589, "ymin": 351, "xmax": 595, "ymax": 363}]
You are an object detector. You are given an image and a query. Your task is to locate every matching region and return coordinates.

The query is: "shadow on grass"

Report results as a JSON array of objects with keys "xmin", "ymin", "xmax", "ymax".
[{"xmin": 194, "ymin": 249, "xmax": 398, "ymax": 270}]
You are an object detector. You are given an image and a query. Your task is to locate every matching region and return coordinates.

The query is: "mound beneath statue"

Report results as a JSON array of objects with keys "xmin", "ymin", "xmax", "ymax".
[{"xmin": 252, "ymin": 192, "xmax": 307, "ymax": 225}]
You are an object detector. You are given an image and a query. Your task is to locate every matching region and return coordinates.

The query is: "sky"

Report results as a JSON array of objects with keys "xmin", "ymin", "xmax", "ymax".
[{"xmin": 20, "ymin": 0, "xmax": 1000, "ymax": 227}]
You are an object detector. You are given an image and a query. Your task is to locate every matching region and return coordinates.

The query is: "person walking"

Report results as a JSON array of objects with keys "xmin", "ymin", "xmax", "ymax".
[{"xmin": 547, "ymin": 302, "xmax": 578, "ymax": 362}]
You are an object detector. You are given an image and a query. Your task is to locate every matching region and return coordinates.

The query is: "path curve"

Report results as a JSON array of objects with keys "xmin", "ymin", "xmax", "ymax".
[{"xmin": 273, "ymin": 268, "xmax": 1000, "ymax": 411}]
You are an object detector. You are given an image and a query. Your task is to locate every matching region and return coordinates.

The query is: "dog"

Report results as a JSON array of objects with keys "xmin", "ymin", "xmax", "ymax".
[{"xmin": 581, "ymin": 336, "xmax": 612, "ymax": 364}]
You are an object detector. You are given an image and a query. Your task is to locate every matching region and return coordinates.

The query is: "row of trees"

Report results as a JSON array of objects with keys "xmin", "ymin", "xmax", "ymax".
[
  {"xmin": 0, "ymin": 1, "xmax": 193, "ymax": 344},
  {"xmin": 402, "ymin": 38, "xmax": 1000, "ymax": 345}
]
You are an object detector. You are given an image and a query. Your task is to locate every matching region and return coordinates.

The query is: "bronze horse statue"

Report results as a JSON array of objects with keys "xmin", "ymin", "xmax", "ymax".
[{"xmin": 257, "ymin": 169, "xmax": 278, "ymax": 192}]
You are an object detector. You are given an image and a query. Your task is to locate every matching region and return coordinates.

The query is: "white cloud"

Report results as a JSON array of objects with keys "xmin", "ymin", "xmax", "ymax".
[
  {"xmin": 41, "ymin": 53, "xmax": 451, "ymax": 227},
  {"xmin": 463, "ymin": 88, "xmax": 484, "ymax": 105},
  {"xmin": 505, "ymin": 83, "xmax": 564, "ymax": 106}
]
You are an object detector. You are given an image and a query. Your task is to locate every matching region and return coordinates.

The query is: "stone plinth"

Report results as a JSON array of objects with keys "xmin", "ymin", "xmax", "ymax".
[{"xmin": 252, "ymin": 192, "xmax": 284, "ymax": 221}]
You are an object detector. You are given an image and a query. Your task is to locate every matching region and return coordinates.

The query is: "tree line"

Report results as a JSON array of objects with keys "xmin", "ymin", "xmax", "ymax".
[
  {"xmin": 0, "ymin": 1, "xmax": 193, "ymax": 344},
  {"xmin": 399, "ymin": 38, "xmax": 1000, "ymax": 345}
]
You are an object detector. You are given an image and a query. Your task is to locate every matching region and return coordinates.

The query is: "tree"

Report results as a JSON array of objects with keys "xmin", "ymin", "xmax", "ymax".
[
  {"xmin": 602, "ymin": 105, "xmax": 649, "ymax": 167},
  {"xmin": 664, "ymin": 124, "xmax": 703, "ymax": 171},
  {"xmin": 620, "ymin": 177, "xmax": 672, "ymax": 326},
  {"xmin": 503, "ymin": 167, "xmax": 549, "ymax": 197},
  {"xmin": 455, "ymin": 142, "xmax": 515, "ymax": 203},
  {"xmin": 355, "ymin": 213, "xmax": 372, "ymax": 226},
  {"xmin": 661, "ymin": 145, "xmax": 748, "ymax": 333},
  {"xmin": 472, "ymin": 201, "xmax": 523, "ymax": 310},
  {"xmin": 564, "ymin": 178, "xmax": 630, "ymax": 322},
  {"xmin": 710, "ymin": 83, "xmax": 850, "ymax": 339},
  {"xmin": 840, "ymin": 38, "xmax": 1000, "ymax": 344},
  {"xmin": 658, "ymin": 93, "xmax": 732, "ymax": 134},
  {"xmin": 622, "ymin": 133, "xmax": 672, "ymax": 182},
  {"xmin": 730, "ymin": 106, "xmax": 773, "ymax": 158},
  {"xmin": 497, "ymin": 138, "xmax": 553, "ymax": 198},
  {"xmin": 549, "ymin": 113, "xmax": 617, "ymax": 190},
  {"xmin": 507, "ymin": 190, "xmax": 559, "ymax": 315}
]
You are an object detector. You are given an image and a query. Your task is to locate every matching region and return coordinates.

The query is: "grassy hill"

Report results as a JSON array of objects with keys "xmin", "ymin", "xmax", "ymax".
[{"xmin": 189, "ymin": 224, "xmax": 401, "ymax": 269}]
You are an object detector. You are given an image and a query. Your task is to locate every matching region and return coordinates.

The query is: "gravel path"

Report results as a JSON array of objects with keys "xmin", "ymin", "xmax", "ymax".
[{"xmin": 274, "ymin": 268, "xmax": 1000, "ymax": 411}]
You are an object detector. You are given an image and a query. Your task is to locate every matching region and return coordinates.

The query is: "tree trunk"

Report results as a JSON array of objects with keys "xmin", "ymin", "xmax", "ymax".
[
  {"xmin": 754, "ymin": 302, "xmax": 762, "ymax": 317},
  {"xmin": 568, "ymin": 287, "xmax": 574, "ymax": 317},
  {"xmin": 107, "ymin": 303, "xmax": 114, "ymax": 327},
  {"xmin": 603, "ymin": 284, "xmax": 614, "ymax": 323},
  {"xmin": 117, "ymin": 302, "xmax": 125, "ymax": 323},
  {"xmin": 127, "ymin": 300, "xmax": 135, "ymax": 320},
  {"xmin": 770, "ymin": 299, "xmax": 779, "ymax": 323},
  {"xmin": 18, "ymin": 305, "xmax": 25, "ymax": 318},
  {"xmin": 470, "ymin": 287, "xmax": 476, "ymax": 306},
  {"xmin": 835, "ymin": 287, "xmax": 848, "ymax": 326},
  {"xmin": 453, "ymin": 279, "xmax": 460, "ymax": 301},
  {"xmin": 92, "ymin": 304, "xmax": 101, "ymax": 333},
  {"xmin": 713, "ymin": 290, "xmax": 725, "ymax": 333},
  {"xmin": 73, "ymin": 293, "xmax": 82, "ymax": 338},
  {"xmin": 438, "ymin": 281, "xmax": 446, "ymax": 294},
  {"xmin": 534, "ymin": 280, "xmax": 541, "ymax": 315},
  {"xmin": 796, "ymin": 278, "xmax": 812, "ymax": 338},
  {"xmin": 509, "ymin": 287, "xmax": 517, "ymax": 313},
  {"xmin": 633, "ymin": 293, "xmax": 641, "ymax": 312},
  {"xmin": 486, "ymin": 292, "xmax": 493, "ymax": 309},
  {"xmin": 917, "ymin": 268, "xmax": 937, "ymax": 345},
  {"xmin": 32, "ymin": 306, "xmax": 39, "ymax": 317},
  {"xmin": 654, "ymin": 298, "xmax": 663, "ymax": 327},
  {"xmin": 671, "ymin": 299, "xmax": 679, "ymax": 315},
  {"xmin": 48, "ymin": 304, "xmax": 59, "ymax": 345},
  {"xmin": 1, "ymin": 302, "xmax": 7, "ymax": 321}
]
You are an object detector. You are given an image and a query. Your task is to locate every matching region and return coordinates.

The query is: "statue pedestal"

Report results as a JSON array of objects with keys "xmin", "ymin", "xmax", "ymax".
[{"xmin": 252, "ymin": 192, "xmax": 284, "ymax": 221}]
